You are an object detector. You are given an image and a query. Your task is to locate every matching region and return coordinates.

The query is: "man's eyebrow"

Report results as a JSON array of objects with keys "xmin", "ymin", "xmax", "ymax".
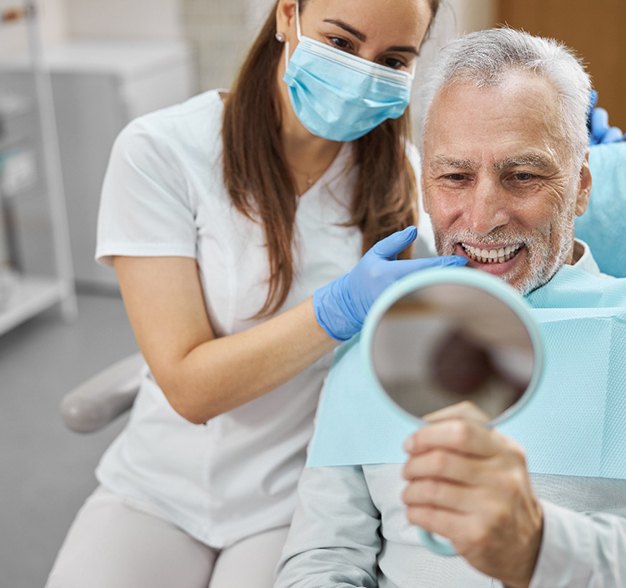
[
  {"xmin": 494, "ymin": 154, "xmax": 554, "ymax": 171},
  {"xmin": 323, "ymin": 19, "xmax": 367, "ymax": 42},
  {"xmin": 429, "ymin": 156, "xmax": 478, "ymax": 171}
]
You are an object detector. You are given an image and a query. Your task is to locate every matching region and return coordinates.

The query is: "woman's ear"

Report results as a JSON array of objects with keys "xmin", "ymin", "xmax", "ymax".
[
  {"xmin": 575, "ymin": 150, "xmax": 592, "ymax": 217},
  {"xmin": 276, "ymin": 0, "xmax": 298, "ymax": 42}
]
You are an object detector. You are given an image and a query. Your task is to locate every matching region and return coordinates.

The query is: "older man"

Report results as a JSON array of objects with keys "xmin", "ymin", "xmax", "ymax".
[{"xmin": 275, "ymin": 28, "xmax": 626, "ymax": 588}]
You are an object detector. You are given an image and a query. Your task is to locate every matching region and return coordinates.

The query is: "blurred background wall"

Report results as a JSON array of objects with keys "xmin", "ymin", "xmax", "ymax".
[
  {"xmin": 1, "ymin": 0, "xmax": 623, "ymax": 295},
  {"xmin": 7, "ymin": 0, "xmax": 622, "ymax": 126},
  {"xmin": 4, "ymin": 0, "xmax": 624, "ymax": 110},
  {"xmin": 496, "ymin": 0, "xmax": 626, "ymax": 129}
]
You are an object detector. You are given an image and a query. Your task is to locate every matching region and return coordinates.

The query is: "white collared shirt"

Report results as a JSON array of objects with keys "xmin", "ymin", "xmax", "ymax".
[{"xmin": 95, "ymin": 89, "xmax": 435, "ymax": 547}]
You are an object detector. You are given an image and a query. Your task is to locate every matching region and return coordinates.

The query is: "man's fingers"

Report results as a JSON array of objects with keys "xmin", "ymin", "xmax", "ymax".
[
  {"xmin": 402, "ymin": 478, "xmax": 475, "ymax": 514},
  {"xmin": 402, "ymin": 448, "xmax": 482, "ymax": 485},
  {"xmin": 406, "ymin": 504, "xmax": 468, "ymax": 544},
  {"xmin": 404, "ymin": 418, "xmax": 499, "ymax": 457},
  {"xmin": 422, "ymin": 400, "xmax": 490, "ymax": 425}
]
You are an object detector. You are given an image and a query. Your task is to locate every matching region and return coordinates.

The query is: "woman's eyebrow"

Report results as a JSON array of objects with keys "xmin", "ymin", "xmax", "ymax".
[
  {"xmin": 387, "ymin": 45, "xmax": 419, "ymax": 55},
  {"xmin": 322, "ymin": 19, "xmax": 419, "ymax": 55},
  {"xmin": 323, "ymin": 19, "xmax": 367, "ymax": 42}
]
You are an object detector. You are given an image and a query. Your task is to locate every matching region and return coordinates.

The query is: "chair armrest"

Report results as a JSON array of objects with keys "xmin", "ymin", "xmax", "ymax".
[{"xmin": 61, "ymin": 352, "xmax": 145, "ymax": 433}]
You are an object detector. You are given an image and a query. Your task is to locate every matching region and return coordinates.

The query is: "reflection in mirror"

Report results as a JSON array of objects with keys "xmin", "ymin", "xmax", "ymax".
[{"xmin": 371, "ymin": 283, "xmax": 534, "ymax": 422}]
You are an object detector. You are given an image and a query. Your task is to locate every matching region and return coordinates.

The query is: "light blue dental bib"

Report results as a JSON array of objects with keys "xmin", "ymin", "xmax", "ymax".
[{"xmin": 307, "ymin": 265, "xmax": 626, "ymax": 479}]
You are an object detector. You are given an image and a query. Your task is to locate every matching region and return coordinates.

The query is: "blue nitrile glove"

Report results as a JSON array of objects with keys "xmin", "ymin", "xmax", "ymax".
[
  {"xmin": 588, "ymin": 90, "xmax": 625, "ymax": 145},
  {"xmin": 313, "ymin": 226, "xmax": 468, "ymax": 341}
]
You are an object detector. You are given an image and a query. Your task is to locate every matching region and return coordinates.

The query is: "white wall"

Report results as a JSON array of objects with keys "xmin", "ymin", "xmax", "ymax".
[
  {"xmin": 245, "ymin": 0, "xmax": 274, "ymax": 34},
  {"xmin": 181, "ymin": 0, "xmax": 248, "ymax": 91},
  {"xmin": 64, "ymin": 0, "xmax": 183, "ymax": 40},
  {"xmin": 0, "ymin": 0, "xmax": 182, "ymax": 59},
  {"xmin": 447, "ymin": 0, "xmax": 496, "ymax": 34},
  {"xmin": 0, "ymin": 0, "xmax": 67, "ymax": 58},
  {"xmin": 39, "ymin": 0, "xmax": 68, "ymax": 44}
]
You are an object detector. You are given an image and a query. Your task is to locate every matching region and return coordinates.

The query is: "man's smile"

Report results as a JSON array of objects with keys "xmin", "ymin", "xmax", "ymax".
[{"xmin": 454, "ymin": 242, "xmax": 527, "ymax": 276}]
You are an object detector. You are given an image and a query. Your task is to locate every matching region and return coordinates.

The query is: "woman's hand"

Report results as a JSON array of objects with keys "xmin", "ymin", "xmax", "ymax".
[
  {"xmin": 313, "ymin": 226, "xmax": 467, "ymax": 341},
  {"xmin": 589, "ymin": 90, "xmax": 625, "ymax": 145}
]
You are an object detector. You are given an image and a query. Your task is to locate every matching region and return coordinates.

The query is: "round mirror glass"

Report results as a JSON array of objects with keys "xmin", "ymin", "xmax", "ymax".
[{"xmin": 370, "ymin": 278, "xmax": 538, "ymax": 424}]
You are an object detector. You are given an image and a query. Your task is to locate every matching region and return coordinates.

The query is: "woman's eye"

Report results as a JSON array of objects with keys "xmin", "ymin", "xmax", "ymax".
[
  {"xmin": 328, "ymin": 36, "xmax": 352, "ymax": 51},
  {"xmin": 382, "ymin": 57, "xmax": 407, "ymax": 70}
]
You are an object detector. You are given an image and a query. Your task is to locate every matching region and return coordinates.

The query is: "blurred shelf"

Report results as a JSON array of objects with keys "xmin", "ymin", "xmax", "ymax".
[
  {"xmin": 0, "ymin": 2, "xmax": 77, "ymax": 334},
  {"xmin": 0, "ymin": 273, "xmax": 69, "ymax": 335}
]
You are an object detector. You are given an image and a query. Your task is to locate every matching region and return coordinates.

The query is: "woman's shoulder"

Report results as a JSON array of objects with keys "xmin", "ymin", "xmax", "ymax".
[{"xmin": 116, "ymin": 89, "xmax": 226, "ymax": 161}]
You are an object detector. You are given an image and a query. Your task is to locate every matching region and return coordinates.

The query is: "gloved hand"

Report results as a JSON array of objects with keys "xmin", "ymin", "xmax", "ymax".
[
  {"xmin": 314, "ymin": 226, "xmax": 468, "ymax": 341},
  {"xmin": 588, "ymin": 90, "xmax": 625, "ymax": 145}
]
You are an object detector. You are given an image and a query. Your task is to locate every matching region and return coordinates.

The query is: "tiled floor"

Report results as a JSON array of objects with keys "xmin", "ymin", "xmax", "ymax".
[{"xmin": 0, "ymin": 293, "xmax": 137, "ymax": 588}]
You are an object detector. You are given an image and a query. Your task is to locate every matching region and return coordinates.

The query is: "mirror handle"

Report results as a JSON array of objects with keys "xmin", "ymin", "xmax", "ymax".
[{"xmin": 417, "ymin": 528, "xmax": 457, "ymax": 556}]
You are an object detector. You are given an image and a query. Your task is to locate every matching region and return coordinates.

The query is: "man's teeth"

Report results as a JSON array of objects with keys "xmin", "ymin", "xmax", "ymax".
[{"xmin": 461, "ymin": 243, "xmax": 522, "ymax": 264}]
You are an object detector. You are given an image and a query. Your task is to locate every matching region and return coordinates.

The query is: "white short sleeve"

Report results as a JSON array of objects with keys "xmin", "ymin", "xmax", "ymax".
[{"xmin": 96, "ymin": 117, "xmax": 197, "ymax": 266}]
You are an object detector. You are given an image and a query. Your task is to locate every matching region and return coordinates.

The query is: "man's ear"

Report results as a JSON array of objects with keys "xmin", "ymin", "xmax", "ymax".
[
  {"xmin": 575, "ymin": 150, "xmax": 592, "ymax": 217},
  {"xmin": 276, "ymin": 0, "xmax": 298, "ymax": 42}
]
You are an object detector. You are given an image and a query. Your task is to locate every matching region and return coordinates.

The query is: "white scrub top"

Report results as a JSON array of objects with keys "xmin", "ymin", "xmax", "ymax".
[{"xmin": 95, "ymin": 89, "xmax": 435, "ymax": 548}]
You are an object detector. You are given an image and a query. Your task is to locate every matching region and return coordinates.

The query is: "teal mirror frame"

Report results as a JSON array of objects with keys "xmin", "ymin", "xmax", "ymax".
[{"xmin": 360, "ymin": 266, "xmax": 545, "ymax": 556}]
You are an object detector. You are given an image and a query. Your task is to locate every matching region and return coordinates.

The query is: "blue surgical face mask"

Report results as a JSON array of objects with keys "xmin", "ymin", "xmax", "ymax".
[{"xmin": 282, "ymin": 2, "xmax": 415, "ymax": 142}]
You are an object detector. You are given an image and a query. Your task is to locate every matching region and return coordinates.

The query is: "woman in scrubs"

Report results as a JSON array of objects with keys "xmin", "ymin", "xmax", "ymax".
[{"xmin": 46, "ymin": 1, "xmax": 462, "ymax": 586}]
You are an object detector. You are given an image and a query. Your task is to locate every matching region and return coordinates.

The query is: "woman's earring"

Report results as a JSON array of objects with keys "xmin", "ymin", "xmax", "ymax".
[{"xmin": 275, "ymin": 32, "xmax": 286, "ymax": 43}]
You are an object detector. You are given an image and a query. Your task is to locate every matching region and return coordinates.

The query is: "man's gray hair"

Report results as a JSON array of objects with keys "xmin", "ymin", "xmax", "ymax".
[{"xmin": 419, "ymin": 28, "xmax": 591, "ymax": 165}]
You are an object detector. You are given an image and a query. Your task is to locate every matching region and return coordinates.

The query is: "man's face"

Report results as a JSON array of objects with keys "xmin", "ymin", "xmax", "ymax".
[{"xmin": 422, "ymin": 71, "xmax": 591, "ymax": 294}]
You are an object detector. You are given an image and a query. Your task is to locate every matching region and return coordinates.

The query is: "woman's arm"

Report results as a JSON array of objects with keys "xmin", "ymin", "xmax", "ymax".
[{"xmin": 114, "ymin": 256, "xmax": 336, "ymax": 423}]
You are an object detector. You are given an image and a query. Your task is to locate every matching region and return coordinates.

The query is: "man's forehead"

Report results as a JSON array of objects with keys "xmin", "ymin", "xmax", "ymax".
[
  {"xmin": 429, "ymin": 71, "xmax": 560, "ymax": 119},
  {"xmin": 423, "ymin": 75, "xmax": 568, "ymax": 172}
]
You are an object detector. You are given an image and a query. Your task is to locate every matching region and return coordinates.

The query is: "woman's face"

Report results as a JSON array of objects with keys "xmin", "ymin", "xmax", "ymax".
[{"xmin": 278, "ymin": 0, "xmax": 433, "ymax": 74}]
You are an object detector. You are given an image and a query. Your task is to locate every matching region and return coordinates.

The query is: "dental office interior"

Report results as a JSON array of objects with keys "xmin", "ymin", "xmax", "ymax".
[{"xmin": 1, "ymin": 0, "xmax": 625, "ymax": 586}]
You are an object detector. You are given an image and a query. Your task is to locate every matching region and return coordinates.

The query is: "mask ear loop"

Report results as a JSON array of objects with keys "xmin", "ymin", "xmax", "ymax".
[
  {"xmin": 284, "ymin": 40, "xmax": 290, "ymax": 71},
  {"xmin": 295, "ymin": 0, "xmax": 302, "ymax": 40},
  {"xmin": 285, "ymin": 0, "xmax": 303, "ymax": 71}
]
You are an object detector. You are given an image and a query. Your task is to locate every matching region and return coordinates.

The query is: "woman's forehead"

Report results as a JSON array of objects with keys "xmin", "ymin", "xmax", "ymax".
[{"xmin": 303, "ymin": 0, "xmax": 432, "ymax": 41}]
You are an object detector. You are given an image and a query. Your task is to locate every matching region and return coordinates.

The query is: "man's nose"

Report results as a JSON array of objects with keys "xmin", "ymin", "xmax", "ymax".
[{"xmin": 465, "ymin": 178, "xmax": 510, "ymax": 235}]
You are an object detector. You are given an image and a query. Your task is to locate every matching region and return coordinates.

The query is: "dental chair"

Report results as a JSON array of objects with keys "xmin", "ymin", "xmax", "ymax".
[{"xmin": 61, "ymin": 142, "xmax": 626, "ymax": 433}]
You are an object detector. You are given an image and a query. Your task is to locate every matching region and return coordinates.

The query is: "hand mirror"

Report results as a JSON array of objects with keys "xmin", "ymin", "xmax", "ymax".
[{"xmin": 361, "ymin": 267, "xmax": 544, "ymax": 556}]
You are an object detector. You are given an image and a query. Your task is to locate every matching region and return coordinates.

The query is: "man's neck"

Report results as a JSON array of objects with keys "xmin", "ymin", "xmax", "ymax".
[{"xmin": 571, "ymin": 240, "xmax": 584, "ymax": 265}]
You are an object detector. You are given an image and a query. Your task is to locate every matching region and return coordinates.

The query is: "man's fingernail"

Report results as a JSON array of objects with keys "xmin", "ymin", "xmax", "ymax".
[{"xmin": 403, "ymin": 436, "xmax": 415, "ymax": 452}]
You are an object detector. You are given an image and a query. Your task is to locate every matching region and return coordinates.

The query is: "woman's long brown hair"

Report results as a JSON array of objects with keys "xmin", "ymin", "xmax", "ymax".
[{"xmin": 222, "ymin": 0, "xmax": 440, "ymax": 318}]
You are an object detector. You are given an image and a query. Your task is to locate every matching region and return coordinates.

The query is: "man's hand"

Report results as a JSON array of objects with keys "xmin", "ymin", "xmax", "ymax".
[{"xmin": 402, "ymin": 402, "xmax": 544, "ymax": 588}]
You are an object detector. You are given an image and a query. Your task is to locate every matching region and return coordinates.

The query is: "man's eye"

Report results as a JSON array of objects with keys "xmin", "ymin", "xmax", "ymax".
[
  {"xmin": 512, "ymin": 172, "xmax": 536, "ymax": 182},
  {"xmin": 328, "ymin": 36, "xmax": 352, "ymax": 51},
  {"xmin": 443, "ymin": 173, "xmax": 468, "ymax": 182}
]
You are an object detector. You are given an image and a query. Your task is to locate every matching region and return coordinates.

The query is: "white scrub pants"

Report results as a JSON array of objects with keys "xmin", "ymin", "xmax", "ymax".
[{"xmin": 46, "ymin": 486, "xmax": 289, "ymax": 588}]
